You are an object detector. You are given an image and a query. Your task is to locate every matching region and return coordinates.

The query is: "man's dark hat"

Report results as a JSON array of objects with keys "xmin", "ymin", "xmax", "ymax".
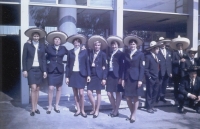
[{"xmin": 184, "ymin": 65, "xmax": 200, "ymax": 72}]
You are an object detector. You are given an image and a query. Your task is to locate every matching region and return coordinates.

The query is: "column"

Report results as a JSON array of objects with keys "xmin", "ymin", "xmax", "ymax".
[
  {"xmin": 20, "ymin": 0, "xmax": 29, "ymax": 105},
  {"xmin": 112, "ymin": 0, "xmax": 123, "ymax": 37},
  {"xmin": 187, "ymin": 0, "xmax": 198, "ymax": 51},
  {"xmin": 58, "ymin": 0, "xmax": 77, "ymax": 95}
]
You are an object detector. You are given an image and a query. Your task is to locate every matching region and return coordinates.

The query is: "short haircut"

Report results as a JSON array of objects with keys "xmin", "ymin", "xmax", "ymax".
[
  {"xmin": 129, "ymin": 39, "xmax": 138, "ymax": 45},
  {"xmin": 111, "ymin": 40, "xmax": 119, "ymax": 46},
  {"xmin": 32, "ymin": 32, "xmax": 40, "ymax": 37},
  {"xmin": 53, "ymin": 36, "xmax": 61, "ymax": 41},
  {"xmin": 176, "ymin": 43, "xmax": 183, "ymax": 47},
  {"xmin": 73, "ymin": 38, "xmax": 82, "ymax": 44}
]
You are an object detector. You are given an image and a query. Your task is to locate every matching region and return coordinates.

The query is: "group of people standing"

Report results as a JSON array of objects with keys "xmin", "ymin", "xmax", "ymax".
[{"xmin": 22, "ymin": 27, "xmax": 200, "ymax": 123}]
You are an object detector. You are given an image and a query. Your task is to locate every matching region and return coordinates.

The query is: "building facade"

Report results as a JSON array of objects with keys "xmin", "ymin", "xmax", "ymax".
[{"xmin": 0, "ymin": 0, "xmax": 199, "ymax": 104}]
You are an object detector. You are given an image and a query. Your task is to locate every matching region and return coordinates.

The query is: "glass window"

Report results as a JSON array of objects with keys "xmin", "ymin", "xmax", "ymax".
[
  {"xmin": 89, "ymin": 0, "xmax": 114, "ymax": 7},
  {"xmin": 30, "ymin": 0, "xmax": 56, "ymax": 3},
  {"xmin": 59, "ymin": 0, "xmax": 87, "ymax": 6},
  {"xmin": 29, "ymin": 6, "xmax": 113, "ymax": 38},
  {"xmin": 124, "ymin": 0, "xmax": 188, "ymax": 14},
  {"xmin": 0, "ymin": 0, "xmax": 20, "ymax": 2}
]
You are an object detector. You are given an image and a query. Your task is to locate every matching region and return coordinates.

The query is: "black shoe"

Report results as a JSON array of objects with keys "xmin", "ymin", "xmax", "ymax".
[
  {"xmin": 54, "ymin": 107, "xmax": 60, "ymax": 113},
  {"xmin": 111, "ymin": 113, "xmax": 119, "ymax": 117},
  {"xmin": 152, "ymin": 108, "xmax": 157, "ymax": 112},
  {"xmin": 147, "ymin": 109, "xmax": 154, "ymax": 114},
  {"xmin": 74, "ymin": 112, "xmax": 80, "ymax": 116},
  {"xmin": 178, "ymin": 107, "xmax": 184, "ymax": 113},
  {"xmin": 160, "ymin": 98, "xmax": 167, "ymax": 103},
  {"xmin": 35, "ymin": 109, "xmax": 40, "ymax": 114},
  {"xmin": 81, "ymin": 113, "xmax": 87, "ymax": 118},
  {"xmin": 130, "ymin": 118, "xmax": 135, "ymax": 123},
  {"xmin": 93, "ymin": 114, "xmax": 99, "ymax": 118},
  {"xmin": 46, "ymin": 110, "xmax": 51, "ymax": 114},
  {"xmin": 108, "ymin": 113, "xmax": 113, "ymax": 116},
  {"xmin": 30, "ymin": 112, "xmax": 35, "ymax": 116}
]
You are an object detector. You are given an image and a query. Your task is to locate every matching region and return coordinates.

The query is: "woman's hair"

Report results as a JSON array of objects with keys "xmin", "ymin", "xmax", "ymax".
[
  {"xmin": 111, "ymin": 40, "xmax": 119, "ymax": 46},
  {"xmin": 129, "ymin": 39, "xmax": 138, "ymax": 45},
  {"xmin": 94, "ymin": 41, "xmax": 101, "ymax": 45},
  {"xmin": 72, "ymin": 38, "xmax": 82, "ymax": 44},
  {"xmin": 53, "ymin": 36, "xmax": 61, "ymax": 41},
  {"xmin": 32, "ymin": 32, "xmax": 40, "ymax": 37}
]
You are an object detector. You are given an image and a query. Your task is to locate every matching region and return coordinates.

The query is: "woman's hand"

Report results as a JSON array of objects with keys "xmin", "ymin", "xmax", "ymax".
[
  {"xmin": 23, "ymin": 71, "xmax": 28, "ymax": 78},
  {"xmin": 122, "ymin": 80, "xmax": 125, "ymax": 87},
  {"xmin": 87, "ymin": 76, "xmax": 91, "ymax": 82},
  {"xmin": 43, "ymin": 72, "xmax": 47, "ymax": 78},
  {"xmin": 138, "ymin": 81, "xmax": 142, "ymax": 87},
  {"xmin": 66, "ymin": 78, "xmax": 69, "ymax": 85},
  {"xmin": 101, "ymin": 79, "xmax": 106, "ymax": 86}
]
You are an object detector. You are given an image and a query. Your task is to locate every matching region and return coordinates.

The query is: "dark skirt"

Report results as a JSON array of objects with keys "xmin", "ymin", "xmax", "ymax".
[
  {"xmin": 106, "ymin": 71, "xmax": 124, "ymax": 92},
  {"xmin": 124, "ymin": 75, "xmax": 144, "ymax": 97},
  {"xmin": 48, "ymin": 68, "xmax": 63, "ymax": 86},
  {"xmin": 87, "ymin": 67, "xmax": 104, "ymax": 90},
  {"xmin": 28, "ymin": 67, "xmax": 43, "ymax": 85},
  {"xmin": 69, "ymin": 71, "xmax": 86, "ymax": 89}
]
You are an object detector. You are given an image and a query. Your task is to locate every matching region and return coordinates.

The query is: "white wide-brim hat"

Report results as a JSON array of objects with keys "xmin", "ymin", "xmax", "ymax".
[
  {"xmin": 187, "ymin": 47, "xmax": 198, "ymax": 53},
  {"xmin": 170, "ymin": 35, "xmax": 190, "ymax": 50},
  {"xmin": 46, "ymin": 31, "xmax": 68, "ymax": 44},
  {"xmin": 106, "ymin": 35, "xmax": 123, "ymax": 48},
  {"xmin": 123, "ymin": 35, "xmax": 143, "ymax": 46},
  {"xmin": 24, "ymin": 27, "xmax": 46, "ymax": 38},
  {"xmin": 158, "ymin": 37, "xmax": 171, "ymax": 45},
  {"xmin": 87, "ymin": 35, "xmax": 108, "ymax": 50},
  {"xmin": 146, "ymin": 41, "xmax": 161, "ymax": 51},
  {"xmin": 66, "ymin": 34, "xmax": 87, "ymax": 44}
]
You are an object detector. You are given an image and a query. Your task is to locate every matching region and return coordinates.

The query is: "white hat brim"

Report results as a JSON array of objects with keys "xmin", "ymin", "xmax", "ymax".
[
  {"xmin": 145, "ymin": 44, "xmax": 161, "ymax": 51},
  {"xmin": 124, "ymin": 35, "xmax": 143, "ymax": 46},
  {"xmin": 170, "ymin": 37, "xmax": 190, "ymax": 50},
  {"xmin": 107, "ymin": 36, "xmax": 123, "ymax": 48},
  {"xmin": 46, "ymin": 31, "xmax": 68, "ymax": 44},
  {"xmin": 88, "ymin": 35, "xmax": 108, "ymax": 50},
  {"xmin": 67, "ymin": 34, "xmax": 87, "ymax": 44},
  {"xmin": 158, "ymin": 39, "xmax": 171, "ymax": 44},
  {"xmin": 24, "ymin": 27, "xmax": 46, "ymax": 38}
]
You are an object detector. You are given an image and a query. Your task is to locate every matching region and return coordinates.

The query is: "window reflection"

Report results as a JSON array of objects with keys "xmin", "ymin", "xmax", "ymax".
[
  {"xmin": 124, "ymin": 0, "xmax": 188, "ymax": 14},
  {"xmin": 29, "ymin": 6, "xmax": 113, "ymax": 38}
]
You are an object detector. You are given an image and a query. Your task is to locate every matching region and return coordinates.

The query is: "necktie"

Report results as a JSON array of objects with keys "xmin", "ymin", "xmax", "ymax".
[
  {"xmin": 179, "ymin": 50, "xmax": 183, "ymax": 56},
  {"xmin": 191, "ymin": 59, "xmax": 194, "ymax": 64}
]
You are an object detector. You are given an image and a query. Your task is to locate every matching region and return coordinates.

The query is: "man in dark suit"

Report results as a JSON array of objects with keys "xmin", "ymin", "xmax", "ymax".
[
  {"xmin": 145, "ymin": 41, "xmax": 161, "ymax": 113},
  {"xmin": 181, "ymin": 48, "xmax": 198, "ymax": 77},
  {"xmin": 157, "ymin": 41, "xmax": 172, "ymax": 103},
  {"xmin": 171, "ymin": 42, "xmax": 189, "ymax": 100},
  {"xmin": 178, "ymin": 66, "xmax": 200, "ymax": 113}
]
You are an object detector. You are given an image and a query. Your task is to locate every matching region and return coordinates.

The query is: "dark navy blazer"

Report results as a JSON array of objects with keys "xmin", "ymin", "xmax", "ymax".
[
  {"xmin": 172, "ymin": 50, "xmax": 187, "ymax": 77},
  {"xmin": 66, "ymin": 49, "xmax": 90, "ymax": 77},
  {"xmin": 107, "ymin": 50, "xmax": 124, "ymax": 78},
  {"xmin": 157, "ymin": 49, "xmax": 172, "ymax": 77},
  {"xmin": 145, "ymin": 52, "xmax": 160, "ymax": 80},
  {"xmin": 22, "ymin": 42, "xmax": 46, "ymax": 72},
  {"xmin": 88, "ymin": 50, "xmax": 108, "ymax": 80},
  {"xmin": 46, "ymin": 45, "xmax": 68, "ymax": 73},
  {"xmin": 179, "ymin": 76, "xmax": 200, "ymax": 97},
  {"xmin": 123, "ymin": 50, "xmax": 145, "ymax": 81}
]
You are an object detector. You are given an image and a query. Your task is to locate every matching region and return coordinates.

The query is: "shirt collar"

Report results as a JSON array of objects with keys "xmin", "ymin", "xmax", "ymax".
[
  {"xmin": 32, "ymin": 41, "xmax": 39, "ymax": 45},
  {"xmin": 94, "ymin": 50, "xmax": 100, "ymax": 55},
  {"xmin": 74, "ymin": 47, "xmax": 80, "ymax": 51},
  {"xmin": 112, "ymin": 49, "xmax": 118, "ymax": 54}
]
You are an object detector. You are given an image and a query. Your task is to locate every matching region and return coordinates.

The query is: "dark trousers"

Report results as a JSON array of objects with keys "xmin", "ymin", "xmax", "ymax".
[
  {"xmin": 145, "ymin": 77, "xmax": 159, "ymax": 109},
  {"xmin": 158, "ymin": 72, "xmax": 169, "ymax": 99},
  {"xmin": 178, "ymin": 94, "xmax": 200, "ymax": 108},
  {"xmin": 173, "ymin": 74, "xmax": 181, "ymax": 99}
]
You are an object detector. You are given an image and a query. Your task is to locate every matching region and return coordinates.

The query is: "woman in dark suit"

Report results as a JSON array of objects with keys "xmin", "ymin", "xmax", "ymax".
[
  {"xmin": 106, "ymin": 36, "xmax": 124, "ymax": 117},
  {"xmin": 65, "ymin": 34, "xmax": 90, "ymax": 118},
  {"xmin": 122, "ymin": 35, "xmax": 145, "ymax": 123},
  {"xmin": 45, "ymin": 31, "xmax": 68, "ymax": 114},
  {"xmin": 87, "ymin": 35, "xmax": 108, "ymax": 118},
  {"xmin": 22, "ymin": 28, "xmax": 47, "ymax": 116}
]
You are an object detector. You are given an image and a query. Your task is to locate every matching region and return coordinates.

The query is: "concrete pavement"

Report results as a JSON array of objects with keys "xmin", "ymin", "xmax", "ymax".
[{"xmin": 0, "ymin": 91, "xmax": 200, "ymax": 129}]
